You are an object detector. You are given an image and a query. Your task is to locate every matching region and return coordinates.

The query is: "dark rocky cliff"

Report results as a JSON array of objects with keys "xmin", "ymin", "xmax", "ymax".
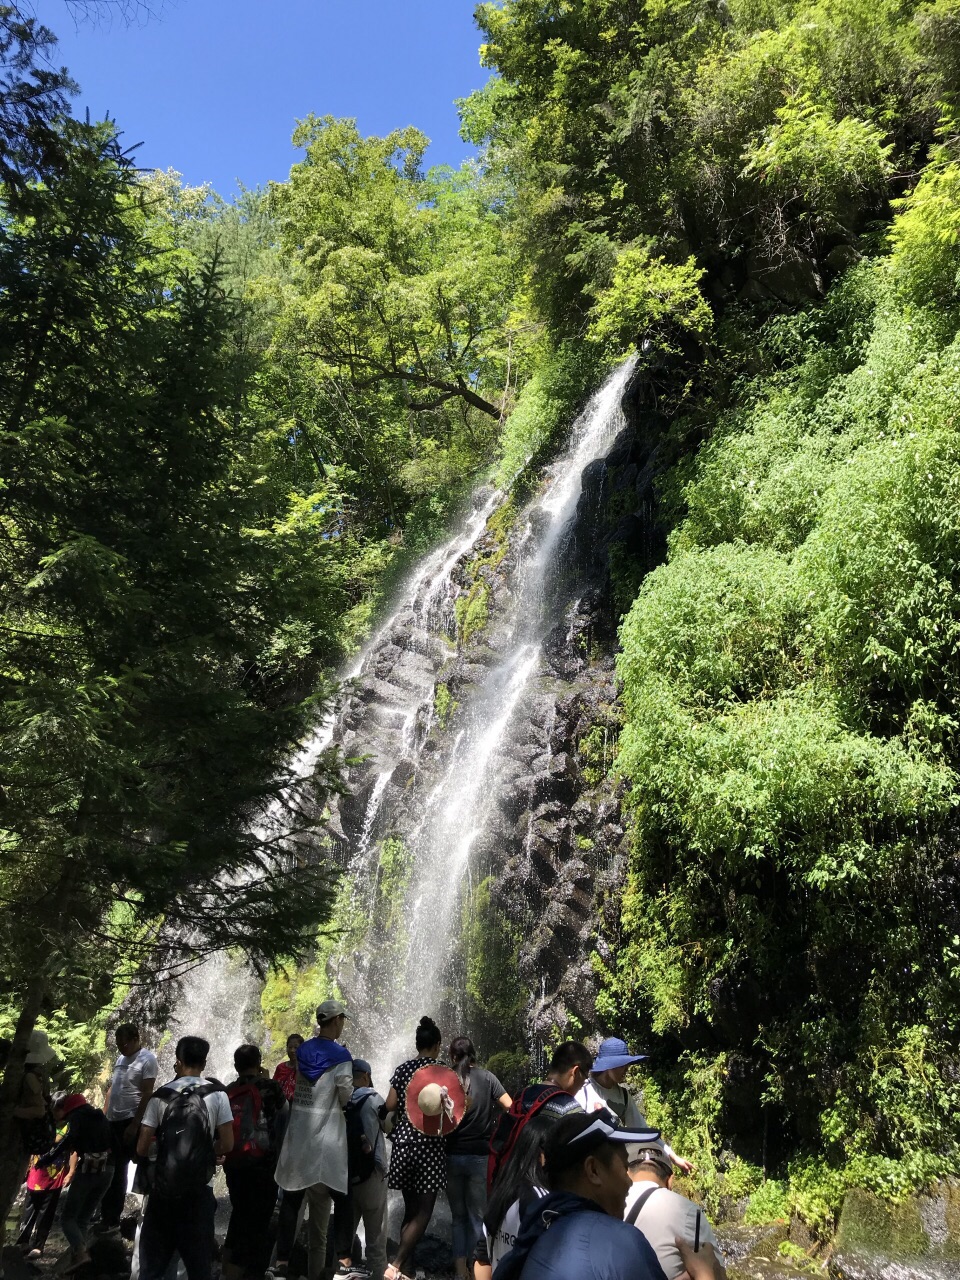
[{"xmin": 312, "ymin": 367, "xmax": 670, "ymax": 1075}]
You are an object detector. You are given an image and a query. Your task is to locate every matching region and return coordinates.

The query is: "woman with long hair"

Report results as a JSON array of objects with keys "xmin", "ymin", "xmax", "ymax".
[
  {"xmin": 383, "ymin": 1016, "xmax": 446, "ymax": 1280},
  {"xmin": 445, "ymin": 1036, "xmax": 512, "ymax": 1279},
  {"xmin": 474, "ymin": 1091, "xmax": 582, "ymax": 1280}
]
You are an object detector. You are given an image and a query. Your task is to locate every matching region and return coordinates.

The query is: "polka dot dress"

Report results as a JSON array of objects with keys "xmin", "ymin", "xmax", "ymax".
[{"xmin": 388, "ymin": 1056, "xmax": 448, "ymax": 1192}]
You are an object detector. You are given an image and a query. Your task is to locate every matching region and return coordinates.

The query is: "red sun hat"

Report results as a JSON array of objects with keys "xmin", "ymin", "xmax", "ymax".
[
  {"xmin": 405, "ymin": 1064, "xmax": 466, "ymax": 1137},
  {"xmin": 55, "ymin": 1093, "xmax": 87, "ymax": 1118}
]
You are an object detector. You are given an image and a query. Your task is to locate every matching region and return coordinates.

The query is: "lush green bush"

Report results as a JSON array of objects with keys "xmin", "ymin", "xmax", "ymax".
[{"xmin": 602, "ymin": 184, "xmax": 960, "ymax": 1182}]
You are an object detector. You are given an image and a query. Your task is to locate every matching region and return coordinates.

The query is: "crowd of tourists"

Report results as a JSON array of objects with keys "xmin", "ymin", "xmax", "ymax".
[{"xmin": 9, "ymin": 1006, "xmax": 727, "ymax": 1280}]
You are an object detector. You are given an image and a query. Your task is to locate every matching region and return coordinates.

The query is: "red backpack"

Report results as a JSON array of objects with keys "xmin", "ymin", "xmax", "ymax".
[
  {"xmin": 487, "ymin": 1085, "xmax": 572, "ymax": 1191},
  {"xmin": 225, "ymin": 1081, "xmax": 272, "ymax": 1163}
]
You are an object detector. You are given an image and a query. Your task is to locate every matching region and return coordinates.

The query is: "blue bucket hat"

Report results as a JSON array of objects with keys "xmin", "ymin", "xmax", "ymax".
[{"xmin": 592, "ymin": 1036, "xmax": 648, "ymax": 1072}]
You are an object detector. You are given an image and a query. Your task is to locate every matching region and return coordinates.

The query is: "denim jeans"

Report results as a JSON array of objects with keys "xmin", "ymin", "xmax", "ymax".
[
  {"xmin": 446, "ymin": 1153, "xmax": 488, "ymax": 1260},
  {"xmin": 61, "ymin": 1167, "xmax": 113, "ymax": 1251}
]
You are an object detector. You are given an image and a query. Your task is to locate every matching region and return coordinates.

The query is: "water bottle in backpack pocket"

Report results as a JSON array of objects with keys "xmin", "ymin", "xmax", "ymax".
[
  {"xmin": 225, "ymin": 1081, "xmax": 272, "ymax": 1163},
  {"xmin": 152, "ymin": 1082, "xmax": 220, "ymax": 1199}
]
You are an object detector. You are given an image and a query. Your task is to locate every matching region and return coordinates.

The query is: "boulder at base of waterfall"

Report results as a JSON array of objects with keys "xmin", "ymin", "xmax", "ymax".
[{"xmin": 830, "ymin": 1185, "xmax": 960, "ymax": 1280}]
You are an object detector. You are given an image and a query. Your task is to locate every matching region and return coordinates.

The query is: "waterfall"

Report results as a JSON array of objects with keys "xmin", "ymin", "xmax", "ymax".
[
  {"xmin": 162, "ymin": 358, "xmax": 636, "ymax": 1086},
  {"xmin": 330, "ymin": 358, "xmax": 637, "ymax": 1082}
]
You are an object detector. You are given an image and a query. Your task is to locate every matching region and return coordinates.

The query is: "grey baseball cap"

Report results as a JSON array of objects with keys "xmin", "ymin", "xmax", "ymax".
[{"xmin": 316, "ymin": 999, "xmax": 349, "ymax": 1022}]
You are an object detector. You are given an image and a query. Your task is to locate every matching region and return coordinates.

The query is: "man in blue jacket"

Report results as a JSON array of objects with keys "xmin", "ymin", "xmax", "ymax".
[{"xmin": 493, "ymin": 1111, "xmax": 717, "ymax": 1280}]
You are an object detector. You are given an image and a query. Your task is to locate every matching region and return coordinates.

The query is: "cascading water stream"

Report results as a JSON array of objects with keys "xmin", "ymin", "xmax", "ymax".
[
  {"xmin": 342, "ymin": 357, "xmax": 638, "ymax": 1083},
  {"xmin": 159, "ymin": 492, "xmax": 503, "ymax": 1063},
  {"xmin": 163, "ymin": 358, "xmax": 636, "ymax": 1089}
]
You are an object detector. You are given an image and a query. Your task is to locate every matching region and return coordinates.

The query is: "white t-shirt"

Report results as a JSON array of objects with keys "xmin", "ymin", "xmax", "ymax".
[
  {"xmin": 141, "ymin": 1076, "xmax": 233, "ymax": 1185},
  {"xmin": 575, "ymin": 1077, "xmax": 654, "ymax": 1164},
  {"xmin": 624, "ymin": 1183, "xmax": 719, "ymax": 1280},
  {"xmin": 484, "ymin": 1189, "xmax": 547, "ymax": 1271},
  {"xmin": 107, "ymin": 1048, "xmax": 160, "ymax": 1121},
  {"xmin": 575, "ymin": 1078, "xmax": 646, "ymax": 1129}
]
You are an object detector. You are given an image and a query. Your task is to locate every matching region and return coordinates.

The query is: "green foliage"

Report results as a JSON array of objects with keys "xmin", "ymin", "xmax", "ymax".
[
  {"xmin": 889, "ymin": 159, "xmax": 960, "ymax": 313},
  {"xmin": 261, "ymin": 961, "xmax": 325, "ymax": 1055},
  {"xmin": 455, "ymin": 581, "xmax": 491, "ymax": 647},
  {"xmin": 273, "ymin": 112, "xmax": 512, "ymax": 412},
  {"xmin": 745, "ymin": 1179, "xmax": 791, "ymax": 1225},
  {"xmin": 472, "ymin": 0, "xmax": 951, "ymax": 345},
  {"xmin": 0, "ymin": 5, "xmax": 75, "ymax": 194},
  {"xmin": 602, "ymin": 175, "xmax": 960, "ymax": 1180},
  {"xmin": 0, "ymin": 106, "xmax": 348, "ymax": 1222},
  {"xmin": 496, "ymin": 342, "xmax": 604, "ymax": 486},
  {"xmin": 589, "ymin": 250, "xmax": 713, "ymax": 355},
  {"xmin": 261, "ymin": 871, "xmax": 370, "ymax": 1053},
  {"xmin": 434, "ymin": 682, "xmax": 457, "ymax": 727},
  {"xmin": 742, "ymin": 96, "xmax": 894, "ymax": 218},
  {"xmin": 0, "ymin": 1006, "xmax": 109, "ymax": 1094},
  {"xmin": 578, "ymin": 723, "xmax": 619, "ymax": 787},
  {"xmin": 485, "ymin": 1049, "xmax": 532, "ymax": 1094},
  {"xmin": 462, "ymin": 876, "xmax": 525, "ymax": 1049},
  {"xmin": 375, "ymin": 837, "xmax": 414, "ymax": 936}
]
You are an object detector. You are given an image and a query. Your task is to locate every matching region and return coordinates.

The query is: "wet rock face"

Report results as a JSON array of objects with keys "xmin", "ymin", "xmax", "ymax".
[{"xmin": 316, "ymin": 364, "xmax": 667, "ymax": 1063}]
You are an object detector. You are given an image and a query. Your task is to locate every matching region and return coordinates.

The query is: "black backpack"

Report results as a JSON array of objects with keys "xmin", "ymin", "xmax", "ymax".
[
  {"xmin": 345, "ymin": 1093, "xmax": 377, "ymax": 1186},
  {"xmin": 152, "ymin": 1082, "xmax": 221, "ymax": 1199}
]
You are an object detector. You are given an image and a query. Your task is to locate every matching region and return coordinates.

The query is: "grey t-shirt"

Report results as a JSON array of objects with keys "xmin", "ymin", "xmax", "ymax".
[
  {"xmin": 624, "ymin": 1183, "xmax": 719, "ymax": 1280},
  {"xmin": 446, "ymin": 1066, "xmax": 506, "ymax": 1155}
]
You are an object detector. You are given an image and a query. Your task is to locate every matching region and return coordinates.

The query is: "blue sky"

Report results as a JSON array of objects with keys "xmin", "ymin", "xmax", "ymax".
[{"xmin": 33, "ymin": 0, "xmax": 489, "ymax": 195}]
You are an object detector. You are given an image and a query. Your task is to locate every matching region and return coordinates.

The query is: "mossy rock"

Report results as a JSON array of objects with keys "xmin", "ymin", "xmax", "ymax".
[
  {"xmin": 718, "ymin": 1222, "xmax": 791, "ymax": 1266},
  {"xmin": 832, "ymin": 1184, "xmax": 960, "ymax": 1280}
]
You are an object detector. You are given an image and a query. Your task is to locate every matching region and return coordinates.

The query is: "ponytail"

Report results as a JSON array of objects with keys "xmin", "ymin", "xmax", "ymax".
[{"xmin": 449, "ymin": 1035, "xmax": 476, "ymax": 1093}]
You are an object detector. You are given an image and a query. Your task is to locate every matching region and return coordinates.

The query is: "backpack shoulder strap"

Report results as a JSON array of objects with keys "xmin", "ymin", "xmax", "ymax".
[{"xmin": 626, "ymin": 1186, "xmax": 659, "ymax": 1226}]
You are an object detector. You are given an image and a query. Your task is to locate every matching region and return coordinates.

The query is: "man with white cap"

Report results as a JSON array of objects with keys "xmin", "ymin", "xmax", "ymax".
[
  {"xmin": 494, "ymin": 1111, "xmax": 715, "ymax": 1280},
  {"xmin": 576, "ymin": 1038, "xmax": 694, "ymax": 1174},
  {"xmin": 272, "ymin": 999, "xmax": 353, "ymax": 1280},
  {"xmin": 624, "ymin": 1142, "xmax": 725, "ymax": 1280}
]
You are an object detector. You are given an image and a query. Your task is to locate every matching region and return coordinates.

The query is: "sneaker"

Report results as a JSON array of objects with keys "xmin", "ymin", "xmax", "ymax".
[
  {"xmin": 265, "ymin": 1266, "xmax": 289, "ymax": 1280},
  {"xmin": 332, "ymin": 1268, "xmax": 370, "ymax": 1280}
]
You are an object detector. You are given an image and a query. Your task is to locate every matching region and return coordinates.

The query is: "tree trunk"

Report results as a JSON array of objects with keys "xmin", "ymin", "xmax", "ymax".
[
  {"xmin": 0, "ymin": 862, "xmax": 78, "ymax": 1237},
  {"xmin": 0, "ymin": 971, "xmax": 48, "ymax": 1242}
]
